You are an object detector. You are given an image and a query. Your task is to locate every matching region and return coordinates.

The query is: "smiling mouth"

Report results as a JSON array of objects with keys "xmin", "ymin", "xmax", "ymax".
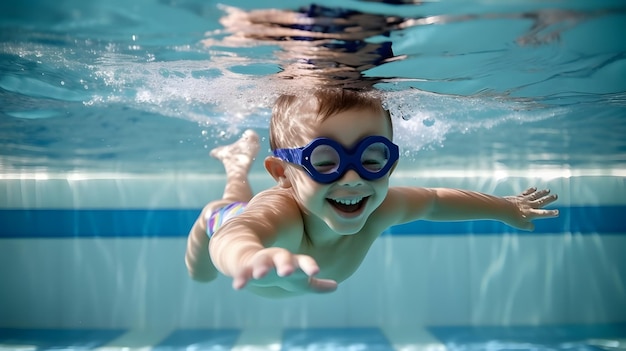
[{"xmin": 327, "ymin": 196, "xmax": 369, "ymax": 214}]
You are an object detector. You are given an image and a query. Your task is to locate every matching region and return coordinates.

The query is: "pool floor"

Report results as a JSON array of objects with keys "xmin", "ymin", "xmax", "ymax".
[{"xmin": 1, "ymin": 324, "xmax": 625, "ymax": 350}]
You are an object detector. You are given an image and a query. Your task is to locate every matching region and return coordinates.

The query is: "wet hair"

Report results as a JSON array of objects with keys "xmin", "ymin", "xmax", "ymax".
[{"xmin": 269, "ymin": 88, "xmax": 392, "ymax": 150}]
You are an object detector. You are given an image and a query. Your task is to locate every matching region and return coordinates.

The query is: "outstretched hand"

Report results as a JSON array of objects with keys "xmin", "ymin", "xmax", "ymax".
[
  {"xmin": 232, "ymin": 247, "xmax": 338, "ymax": 293},
  {"xmin": 505, "ymin": 187, "xmax": 559, "ymax": 231}
]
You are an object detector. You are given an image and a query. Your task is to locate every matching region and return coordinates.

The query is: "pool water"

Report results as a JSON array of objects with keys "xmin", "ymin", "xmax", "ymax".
[
  {"xmin": 1, "ymin": 0, "xmax": 626, "ymax": 350},
  {"xmin": 1, "ymin": 0, "xmax": 625, "ymax": 174}
]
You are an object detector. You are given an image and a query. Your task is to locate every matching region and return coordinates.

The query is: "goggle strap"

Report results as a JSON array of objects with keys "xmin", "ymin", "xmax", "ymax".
[{"xmin": 273, "ymin": 148, "xmax": 303, "ymax": 163}]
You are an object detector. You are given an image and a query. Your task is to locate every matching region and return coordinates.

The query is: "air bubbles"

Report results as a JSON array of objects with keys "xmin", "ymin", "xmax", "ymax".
[{"xmin": 382, "ymin": 88, "xmax": 559, "ymax": 153}]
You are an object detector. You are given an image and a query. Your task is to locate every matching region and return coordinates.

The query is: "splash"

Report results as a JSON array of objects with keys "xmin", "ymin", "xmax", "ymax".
[
  {"xmin": 86, "ymin": 53, "xmax": 279, "ymax": 139},
  {"xmin": 80, "ymin": 49, "xmax": 567, "ymax": 153}
]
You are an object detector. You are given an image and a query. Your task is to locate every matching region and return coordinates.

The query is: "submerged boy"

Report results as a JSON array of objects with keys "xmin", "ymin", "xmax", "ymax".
[{"xmin": 185, "ymin": 89, "xmax": 559, "ymax": 298}]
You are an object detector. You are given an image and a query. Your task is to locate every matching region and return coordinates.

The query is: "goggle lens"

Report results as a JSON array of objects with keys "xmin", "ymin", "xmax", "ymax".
[
  {"xmin": 310, "ymin": 144, "xmax": 340, "ymax": 174},
  {"xmin": 360, "ymin": 142, "xmax": 391, "ymax": 172}
]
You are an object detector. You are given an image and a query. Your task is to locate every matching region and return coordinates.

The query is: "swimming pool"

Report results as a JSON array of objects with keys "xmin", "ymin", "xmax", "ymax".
[{"xmin": 1, "ymin": 0, "xmax": 625, "ymax": 349}]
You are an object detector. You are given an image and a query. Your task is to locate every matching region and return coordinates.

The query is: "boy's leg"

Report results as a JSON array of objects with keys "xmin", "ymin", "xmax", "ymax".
[
  {"xmin": 210, "ymin": 129, "xmax": 260, "ymax": 203},
  {"xmin": 185, "ymin": 129, "xmax": 260, "ymax": 282}
]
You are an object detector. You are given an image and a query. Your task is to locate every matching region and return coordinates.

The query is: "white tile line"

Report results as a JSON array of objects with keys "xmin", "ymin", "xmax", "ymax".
[
  {"xmin": 232, "ymin": 327, "xmax": 283, "ymax": 351},
  {"xmin": 94, "ymin": 328, "xmax": 173, "ymax": 351},
  {"xmin": 2, "ymin": 168, "xmax": 625, "ymax": 180},
  {"xmin": 381, "ymin": 325, "xmax": 448, "ymax": 351}
]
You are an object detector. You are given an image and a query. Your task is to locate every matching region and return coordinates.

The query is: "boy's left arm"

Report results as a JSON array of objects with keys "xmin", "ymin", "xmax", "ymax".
[{"xmin": 390, "ymin": 186, "xmax": 559, "ymax": 231}]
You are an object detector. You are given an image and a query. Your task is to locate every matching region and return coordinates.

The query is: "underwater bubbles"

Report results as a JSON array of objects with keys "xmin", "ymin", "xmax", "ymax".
[
  {"xmin": 87, "ymin": 56, "xmax": 278, "ymax": 140},
  {"xmin": 382, "ymin": 88, "xmax": 563, "ymax": 159}
]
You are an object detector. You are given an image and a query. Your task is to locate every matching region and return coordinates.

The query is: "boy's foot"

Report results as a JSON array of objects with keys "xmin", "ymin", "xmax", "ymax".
[{"xmin": 210, "ymin": 129, "xmax": 261, "ymax": 173}]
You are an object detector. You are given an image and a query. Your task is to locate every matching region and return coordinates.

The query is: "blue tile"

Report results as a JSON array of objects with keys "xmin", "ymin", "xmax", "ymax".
[
  {"xmin": 428, "ymin": 324, "xmax": 626, "ymax": 350},
  {"xmin": 153, "ymin": 329, "xmax": 240, "ymax": 350},
  {"xmin": 0, "ymin": 328, "xmax": 125, "ymax": 350},
  {"xmin": 282, "ymin": 327, "xmax": 393, "ymax": 351},
  {"xmin": 3, "ymin": 206, "xmax": 625, "ymax": 238}
]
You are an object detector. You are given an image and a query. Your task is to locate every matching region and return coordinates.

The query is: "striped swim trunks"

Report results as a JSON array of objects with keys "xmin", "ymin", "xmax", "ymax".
[{"xmin": 206, "ymin": 202, "xmax": 247, "ymax": 238}]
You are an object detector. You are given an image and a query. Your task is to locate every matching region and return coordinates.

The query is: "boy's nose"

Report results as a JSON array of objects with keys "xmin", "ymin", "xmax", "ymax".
[{"xmin": 336, "ymin": 169, "xmax": 364, "ymax": 186}]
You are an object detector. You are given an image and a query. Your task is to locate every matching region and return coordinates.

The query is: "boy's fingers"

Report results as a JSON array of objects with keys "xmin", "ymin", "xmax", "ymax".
[
  {"xmin": 532, "ymin": 208, "xmax": 560, "ymax": 218},
  {"xmin": 233, "ymin": 278, "xmax": 246, "ymax": 290},
  {"xmin": 295, "ymin": 255, "xmax": 320, "ymax": 277},
  {"xmin": 233, "ymin": 267, "xmax": 252, "ymax": 290},
  {"xmin": 308, "ymin": 277, "xmax": 338, "ymax": 293},
  {"xmin": 272, "ymin": 250, "xmax": 296, "ymax": 277},
  {"xmin": 522, "ymin": 187, "xmax": 537, "ymax": 196},
  {"xmin": 238, "ymin": 250, "xmax": 331, "ymax": 293},
  {"xmin": 251, "ymin": 259, "xmax": 271, "ymax": 280},
  {"xmin": 534, "ymin": 194, "xmax": 558, "ymax": 207}
]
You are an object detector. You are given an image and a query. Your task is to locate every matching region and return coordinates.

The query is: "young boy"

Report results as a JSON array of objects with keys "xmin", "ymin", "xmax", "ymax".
[{"xmin": 185, "ymin": 89, "xmax": 559, "ymax": 298}]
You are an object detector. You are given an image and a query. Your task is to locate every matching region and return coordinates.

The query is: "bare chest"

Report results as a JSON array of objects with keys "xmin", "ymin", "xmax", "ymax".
[{"xmin": 299, "ymin": 233, "xmax": 377, "ymax": 283}]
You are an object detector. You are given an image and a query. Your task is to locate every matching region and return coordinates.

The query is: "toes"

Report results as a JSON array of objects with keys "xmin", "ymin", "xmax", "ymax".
[{"xmin": 242, "ymin": 129, "xmax": 259, "ymax": 141}]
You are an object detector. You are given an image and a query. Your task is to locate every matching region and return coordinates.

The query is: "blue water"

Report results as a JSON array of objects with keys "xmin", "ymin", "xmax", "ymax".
[
  {"xmin": 1, "ymin": 0, "xmax": 625, "ymax": 174},
  {"xmin": 1, "ymin": 1, "xmax": 626, "ymax": 350}
]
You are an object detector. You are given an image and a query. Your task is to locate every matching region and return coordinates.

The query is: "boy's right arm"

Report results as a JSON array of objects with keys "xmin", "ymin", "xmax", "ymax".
[{"xmin": 208, "ymin": 190, "xmax": 337, "ymax": 294}]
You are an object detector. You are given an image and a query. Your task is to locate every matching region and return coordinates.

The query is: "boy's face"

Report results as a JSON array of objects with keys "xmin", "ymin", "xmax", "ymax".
[{"xmin": 284, "ymin": 107, "xmax": 395, "ymax": 235}]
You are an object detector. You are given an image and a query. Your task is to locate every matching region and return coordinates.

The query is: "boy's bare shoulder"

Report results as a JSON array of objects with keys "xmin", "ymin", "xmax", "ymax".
[
  {"xmin": 242, "ymin": 187, "xmax": 301, "ymax": 220},
  {"xmin": 249, "ymin": 186, "xmax": 298, "ymax": 207},
  {"xmin": 243, "ymin": 186, "xmax": 304, "ymax": 232}
]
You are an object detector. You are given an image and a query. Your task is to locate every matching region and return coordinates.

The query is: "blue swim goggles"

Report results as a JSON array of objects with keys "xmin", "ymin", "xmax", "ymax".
[{"xmin": 273, "ymin": 135, "xmax": 399, "ymax": 184}]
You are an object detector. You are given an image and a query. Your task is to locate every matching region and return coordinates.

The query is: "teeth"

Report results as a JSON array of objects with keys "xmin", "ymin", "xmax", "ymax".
[{"xmin": 333, "ymin": 198, "xmax": 363, "ymax": 205}]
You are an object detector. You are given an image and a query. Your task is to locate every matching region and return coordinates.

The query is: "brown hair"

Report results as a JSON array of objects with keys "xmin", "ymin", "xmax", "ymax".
[{"xmin": 269, "ymin": 89, "xmax": 391, "ymax": 150}]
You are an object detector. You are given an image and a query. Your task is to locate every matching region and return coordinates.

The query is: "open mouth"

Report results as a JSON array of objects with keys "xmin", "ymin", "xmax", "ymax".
[{"xmin": 327, "ymin": 196, "xmax": 369, "ymax": 215}]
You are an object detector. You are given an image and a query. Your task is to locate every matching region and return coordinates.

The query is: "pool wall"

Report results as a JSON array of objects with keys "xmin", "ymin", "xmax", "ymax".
[{"xmin": 1, "ymin": 172, "xmax": 625, "ymax": 329}]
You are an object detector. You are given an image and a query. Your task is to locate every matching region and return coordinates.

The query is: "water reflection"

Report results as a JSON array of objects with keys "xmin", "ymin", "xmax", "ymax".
[
  {"xmin": 203, "ymin": 2, "xmax": 623, "ymax": 92},
  {"xmin": 203, "ymin": 4, "xmax": 412, "ymax": 90}
]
